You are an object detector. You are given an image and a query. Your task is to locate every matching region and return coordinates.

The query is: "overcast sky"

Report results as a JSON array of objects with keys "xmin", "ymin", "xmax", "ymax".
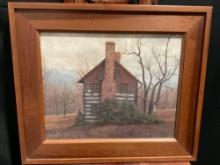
[{"xmin": 40, "ymin": 33, "xmax": 182, "ymax": 87}]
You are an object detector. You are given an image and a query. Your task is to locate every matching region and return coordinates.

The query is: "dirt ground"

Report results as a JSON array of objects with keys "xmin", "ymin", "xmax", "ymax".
[{"xmin": 45, "ymin": 110, "xmax": 176, "ymax": 139}]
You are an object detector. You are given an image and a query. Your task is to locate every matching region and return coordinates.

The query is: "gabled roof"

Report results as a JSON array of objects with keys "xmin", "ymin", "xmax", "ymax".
[
  {"xmin": 77, "ymin": 60, "xmax": 105, "ymax": 83},
  {"xmin": 77, "ymin": 60, "xmax": 142, "ymax": 84}
]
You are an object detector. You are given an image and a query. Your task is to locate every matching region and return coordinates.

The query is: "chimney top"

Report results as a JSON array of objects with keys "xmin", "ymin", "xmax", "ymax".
[
  {"xmin": 105, "ymin": 41, "xmax": 115, "ymax": 59},
  {"xmin": 115, "ymin": 52, "xmax": 121, "ymax": 63},
  {"xmin": 106, "ymin": 41, "xmax": 115, "ymax": 45},
  {"xmin": 105, "ymin": 41, "xmax": 121, "ymax": 63}
]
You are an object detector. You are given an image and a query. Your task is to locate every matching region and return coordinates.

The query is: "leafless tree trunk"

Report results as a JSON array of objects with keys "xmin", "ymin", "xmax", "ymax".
[
  {"xmin": 50, "ymin": 85, "xmax": 60, "ymax": 116},
  {"xmin": 148, "ymin": 36, "xmax": 179, "ymax": 114},
  {"xmin": 42, "ymin": 58, "xmax": 52, "ymax": 92},
  {"xmin": 124, "ymin": 39, "xmax": 150, "ymax": 114},
  {"xmin": 60, "ymin": 85, "xmax": 74, "ymax": 117},
  {"xmin": 42, "ymin": 58, "xmax": 53, "ymax": 115}
]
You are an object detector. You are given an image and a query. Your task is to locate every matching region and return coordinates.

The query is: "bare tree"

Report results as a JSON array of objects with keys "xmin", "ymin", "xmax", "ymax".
[
  {"xmin": 49, "ymin": 85, "xmax": 61, "ymax": 116},
  {"xmin": 159, "ymin": 86, "xmax": 176, "ymax": 110},
  {"xmin": 124, "ymin": 36, "xmax": 179, "ymax": 115},
  {"xmin": 60, "ymin": 85, "xmax": 74, "ymax": 116},
  {"xmin": 124, "ymin": 39, "xmax": 152, "ymax": 114},
  {"xmin": 42, "ymin": 58, "xmax": 52, "ymax": 91},
  {"xmin": 42, "ymin": 58, "xmax": 53, "ymax": 115},
  {"xmin": 148, "ymin": 37, "xmax": 179, "ymax": 114}
]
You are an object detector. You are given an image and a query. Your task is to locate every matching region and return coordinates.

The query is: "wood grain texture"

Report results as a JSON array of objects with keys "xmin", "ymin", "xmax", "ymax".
[
  {"xmin": 25, "ymin": 162, "xmax": 190, "ymax": 165},
  {"xmin": 192, "ymin": 5, "xmax": 212, "ymax": 159},
  {"xmin": 175, "ymin": 16, "xmax": 205, "ymax": 153},
  {"xmin": 8, "ymin": 3, "xmax": 212, "ymax": 13},
  {"xmin": 24, "ymin": 13, "xmax": 201, "ymax": 32},
  {"xmin": 8, "ymin": 3, "xmax": 212, "ymax": 165},
  {"xmin": 64, "ymin": 0, "xmax": 159, "ymax": 4},
  {"xmin": 8, "ymin": 3, "xmax": 27, "ymax": 163}
]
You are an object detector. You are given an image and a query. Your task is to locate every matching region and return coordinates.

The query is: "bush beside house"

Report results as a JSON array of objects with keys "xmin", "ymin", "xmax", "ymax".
[{"xmin": 74, "ymin": 99, "xmax": 161, "ymax": 126}]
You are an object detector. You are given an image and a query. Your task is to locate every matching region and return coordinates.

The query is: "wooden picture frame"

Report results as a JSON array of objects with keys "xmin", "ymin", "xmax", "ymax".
[{"xmin": 8, "ymin": 2, "xmax": 212, "ymax": 165}]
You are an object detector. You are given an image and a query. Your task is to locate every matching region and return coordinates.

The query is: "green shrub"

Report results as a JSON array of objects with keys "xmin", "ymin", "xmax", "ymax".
[
  {"xmin": 74, "ymin": 99, "xmax": 162, "ymax": 126},
  {"xmin": 74, "ymin": 110, "xmax": 87, "ymax": 126},
  {"xmin": 94, "ymin": 99, "xmax": 161, "ymax": 125}
]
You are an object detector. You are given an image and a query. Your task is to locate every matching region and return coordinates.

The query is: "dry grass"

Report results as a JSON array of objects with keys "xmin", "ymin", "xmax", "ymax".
[
  {"xmin": 45, "ymin": 109, "xmax": 176, "ymax": 139},
  {"xmin": 45, "ymin": 113, "xmax": 76, "ymax": 131},
  {"xmin": 156, "ymin": 109, "xmax": 176, "ymax": 122}
]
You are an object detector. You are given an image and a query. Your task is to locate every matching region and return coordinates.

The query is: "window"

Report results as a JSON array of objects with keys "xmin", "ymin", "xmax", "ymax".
[
  {"xmin": 91, "ymin": 82, "xmax": 100, "ymax": 93},
  {"xmin": 97, "ymin": 66, "xmax": 104, "ymax": 80},
  {"xmin": 85, "ymin": 82, "xmax": 100, "ymax": 93},
  {"xmin": 119, "ymin": 84, "xmax": 128, "ymax": 93},
  {"xmin": 85, "ymin": 83, "xmax": 91, "ymax": 91},
  {"xmin": 127, "ymin": 83, "xmax": 136, "ymax": 93},
  {"xmin": 114, "ymin": 67, "xmax": 120, "ymax": 81}
]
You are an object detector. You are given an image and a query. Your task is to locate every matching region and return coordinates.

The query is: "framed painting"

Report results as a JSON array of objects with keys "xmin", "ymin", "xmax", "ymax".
[{"xmin": 8, "ymin": 2, "xmax": 212, "ymax": 165}]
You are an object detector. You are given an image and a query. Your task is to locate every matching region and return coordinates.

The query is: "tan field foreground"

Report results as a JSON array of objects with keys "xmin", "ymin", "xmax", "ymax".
[{"xmin": 45, "ymin": 109, "xmax": 176, "ymax": 139}]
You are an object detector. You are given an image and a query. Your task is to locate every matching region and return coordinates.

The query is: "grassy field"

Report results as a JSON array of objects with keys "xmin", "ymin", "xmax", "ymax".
[{"xmin": 45, "ymin": 110, "xmax": 176, "ymax": 139}]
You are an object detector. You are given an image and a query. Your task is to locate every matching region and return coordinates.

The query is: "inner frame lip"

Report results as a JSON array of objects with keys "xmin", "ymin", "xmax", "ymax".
[{"xmin": 40, "ymin": 32, "xmax": 183, "ymax": 141}]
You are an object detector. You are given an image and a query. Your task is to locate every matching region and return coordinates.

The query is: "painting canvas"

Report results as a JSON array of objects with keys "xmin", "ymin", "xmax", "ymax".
[{"xmin": 40, "ymin": 33, "xmax": 182, "ymax": 139}]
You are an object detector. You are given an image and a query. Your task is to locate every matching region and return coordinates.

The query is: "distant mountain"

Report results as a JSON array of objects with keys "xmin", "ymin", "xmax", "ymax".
[{"xmin": 47, "ymin": 68, "xmax": 78, "ymax": 86}]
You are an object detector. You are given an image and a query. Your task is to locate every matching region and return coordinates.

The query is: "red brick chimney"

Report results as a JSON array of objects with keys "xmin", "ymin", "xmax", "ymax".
[
  {"xmin": 115, "ymin": 52, "xmax": 121, "ymax": 63},
  {"xmin": 101, "ymin": 41, "xmax": 118, "ymax": 101}
]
